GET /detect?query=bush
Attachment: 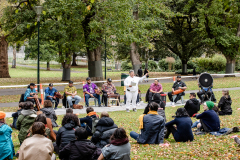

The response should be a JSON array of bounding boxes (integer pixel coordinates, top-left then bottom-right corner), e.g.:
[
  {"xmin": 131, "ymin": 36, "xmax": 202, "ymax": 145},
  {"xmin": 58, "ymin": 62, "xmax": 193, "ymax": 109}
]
[
  {"xmin": 121, "ymin": 61, "xmax": 132, "ymax": 71},
  {"xmin": 142, "ymin": 60, "xmax": 158, "ymax": 71},
  {"xmin": 174, "ymin": 60, "xmax": 182, "ymax": 70},
  {"xmin": 158, "ymin": 59, "xmax": 168, "ymax": 71}
]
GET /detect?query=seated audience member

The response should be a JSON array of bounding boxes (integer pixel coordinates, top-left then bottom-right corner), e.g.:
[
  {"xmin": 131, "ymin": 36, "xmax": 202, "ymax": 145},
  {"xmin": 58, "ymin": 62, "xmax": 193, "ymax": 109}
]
[
  {"xmin": 197, "ymin": 83, "xmax": 216, "ymax": 103},
  {"xmin": 54, "ymin": 113, "xmax": 80, "ymax": 154},
  {"xmin": 0, "ymin": 111, "xmax": 15, "ymax": 160},
  {"xmin": 10, "ymin": 102, "xmax": 24, "ymax": 129},
  {"xmin": 148, "ymin": 79, "xmax": 163, "ymax": 103},
  {"xmin": 130, "ymin": 102, "xmax": 165, "ymax": 144},
  {"xmin": 16, "ymin": 101, "xmax": 37, "ymax": 144},
  {"xmin": 83, "ymin": 77, "xmax": 102, "ymax": 107},
  {"xmin": 102, "ymin": 78, "xmax": 120, "ymax": 107},
  {"xmin": 168, "ymin": 76, "xmax": 187, "ymax": 106},
  {"xmin": 196, "ymin": 101, "xmax": 220, "ymax": 132},
  {"xmin": 143, "ymin": 101, "xmax": 166, "ymax": 122},
  {"xmin": 218, "ymin": 89, "xmax": 232, "ymax": 115},
  {"xmin": 165, "ymin": 108, "xmax": 194, "ymax": 142},
  {"xmin": 41, "ymin": 100, "xmax": 58, "ymax": 127},
  {"xmin": 98, "ymin": 128, "xmax": 131, "ymax": 160},
  {"xmin": 45, "ymin": 83, "xmax": 59, "ymax": 109},
  {"xmin": 64, "ymin": 81, "xmax": 82, "ymax": 108},
  {"xmin": 24, "ymin": 83, "xmax": 42, "ymax": 104},
  {"xmin": 184, "ymin": 93, "xmax": 200, "ymax": 117},
  {"xmin": 80, "ymin": 107, "xmax": 99, "ymax": 136},
  {"xmin": 91, "ymin": 112, "xmax": 118, "ymax": 148},
  {"xmin": 19, "ymin": 122, "xmax": 54, "ymax": 160},
  {"xmin": 59, "ymin": 127, "xmax": 101, "ymax": 160},
  {"xmin": 66, "ymin": 108, "xmax": 73, "ymax": 114}
]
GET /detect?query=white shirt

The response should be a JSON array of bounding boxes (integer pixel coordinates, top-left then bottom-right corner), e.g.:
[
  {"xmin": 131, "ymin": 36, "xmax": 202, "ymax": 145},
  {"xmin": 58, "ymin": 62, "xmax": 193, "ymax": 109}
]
[{"xmin": 124, "ymin": 75, "xmax": 146, "ymax": 92}]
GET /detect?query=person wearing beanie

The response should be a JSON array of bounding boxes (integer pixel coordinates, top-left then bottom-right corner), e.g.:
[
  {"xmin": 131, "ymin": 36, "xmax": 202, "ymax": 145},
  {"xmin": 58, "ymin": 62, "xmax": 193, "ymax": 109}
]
[
  {"xmin": 0, "ymin": 111, "xmax": 15, "ymax": 160},
  {"xmin": 196, "ymin": 101, "xmax": 220, "ymax": 132}
]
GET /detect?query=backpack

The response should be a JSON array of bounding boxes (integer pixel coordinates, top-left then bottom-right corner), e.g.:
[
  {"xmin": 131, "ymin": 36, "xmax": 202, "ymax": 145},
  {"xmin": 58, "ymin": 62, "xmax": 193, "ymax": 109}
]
[{"xmin": 91, "ymin": 117, "xmax": 100, "ymax": 134}]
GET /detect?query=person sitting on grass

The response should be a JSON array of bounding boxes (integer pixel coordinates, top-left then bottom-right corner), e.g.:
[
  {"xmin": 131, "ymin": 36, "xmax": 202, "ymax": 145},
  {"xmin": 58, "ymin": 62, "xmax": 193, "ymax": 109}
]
[
  {"xmin": 16, "ymin": 101, "xmax": 37, "ymax": 144},
  {"xmin": 196, "ymin": 101, "xmax": 220, "ymax": 132},
  {"xmin": 10, "ymin": 102, "xmax": 24, "ymax": 129},
  {"xmin": 130, "ymin": 102, "xmax": 165, "ymax": 144},
  {"xmin": 91, "ymin": 112, "xmax": 118, "ymax": 148},
  {"xmin": 59, "ymin": 127, "xmax": 101, "ymax": 160},
  {"xmin": 54, "ymin": 113, "xmax": 80, "ymax": 154},
  {"xmin": 98, "ymin": 128, "xmax": 131, "ymax": 160},
  {"xmin": 80, "ymin": 107, "xmax": 99, "ymax": 136},
  {"xmin": 19, "ymin": 122, "xmax": 55, "ymax": 160},
  {"xmin": 41, "ymin": 100, "xmax": 58, "ymax": 127},
  {"xmin": 66, "ymin": 108, "xmax": 73, "ymax": 114},
  {"xmin": 0, "ymin": 111, "xmax": 15, "ymax": 160},
  {"xmin": 218, "ymin": 89, "xmax": 232, "ymax": 115},
  {"xmin": 165, "ymin": 108, "xmax": 194, "ymax": 142},
  {"xmin": 184, "ymin": 93, "xmax": 200, "ymax": 117}
]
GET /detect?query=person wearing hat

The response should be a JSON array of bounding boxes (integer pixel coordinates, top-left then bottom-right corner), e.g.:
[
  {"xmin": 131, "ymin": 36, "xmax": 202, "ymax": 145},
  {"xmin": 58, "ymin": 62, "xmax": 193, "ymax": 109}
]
[
  {"xmin": 101, "ymin": 78, "xmax": 120, "ymax": 107},
  {"xmin": 0, "ymin": 111, "xmax": 15, "ymax": 160},
  {"xmin": 196, "ymin": 101, "xmax": 220, "ymax": 132},
  {"xmin": 168, "ymin": 76, "xmax": 187, "ymax": 106},
  {"xmin": 24, "ymin": 83, "xmax": 42, "ymax": 104},
  {"xmin": 83, "ymin": 77, "xmax": 102, "ymax": 107},
  {"xmin": 45, "ymin": 83, "xmax": 59, "ymax": 109},
  {"xmin": 64, "ymin": 81, "xmax": 82, "ymax": 108}
]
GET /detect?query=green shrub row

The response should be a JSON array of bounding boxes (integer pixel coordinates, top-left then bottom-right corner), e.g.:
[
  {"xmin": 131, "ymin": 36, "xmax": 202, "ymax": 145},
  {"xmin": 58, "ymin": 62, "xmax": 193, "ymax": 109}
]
[{"xmin": 121, "ymin": 60, "xmax": 158, "ymax": 71}]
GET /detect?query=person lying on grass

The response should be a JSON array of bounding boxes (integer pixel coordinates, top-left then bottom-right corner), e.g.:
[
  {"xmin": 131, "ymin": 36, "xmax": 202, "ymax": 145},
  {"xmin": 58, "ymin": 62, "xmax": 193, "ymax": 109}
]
[
  {"xmin": 130, "ymin": 102, "xmax": 165, "ymax": 144},
  {"xmin": 165, "ymin": 108, "xmax": 194, "ymax": 142}
]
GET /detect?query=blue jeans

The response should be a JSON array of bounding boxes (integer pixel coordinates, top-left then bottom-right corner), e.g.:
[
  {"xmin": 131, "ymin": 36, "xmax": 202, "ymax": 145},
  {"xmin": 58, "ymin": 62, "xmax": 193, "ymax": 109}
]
[
  {"xmin": 46, "ymin": 97, "xmax": 59, "ymax": 108},
  {"xmin": 85, "ymin": 94, "xmax": 101, "ymax": 106},
  {"xmin": 12, "ymin": 112, "xmax": 18, "ymax": 129},
  {"xmin": 192, "ymin": 120, "xmax": 200, "ymax": 128},
  {"xmin": 67, "ymin": 95, "xmax": 81, "ymax": 107},
  {"xmin": 130, "ymin": 131, "xmax": 139, "ymax": 140}
]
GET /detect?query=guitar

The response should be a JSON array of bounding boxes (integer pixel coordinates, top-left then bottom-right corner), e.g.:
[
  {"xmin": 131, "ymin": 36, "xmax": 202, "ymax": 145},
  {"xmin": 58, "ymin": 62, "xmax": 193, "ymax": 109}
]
[
  {"xmin": 34, "ymin": 97, "xmax": 41, "ymax": 111},
  {"xmin": 95, "ymin": 89, "xmax": 102, "ymax": 95},
  {"xmin": 54, "ymin": 92, "xmax": 63, "ymax": 99}
]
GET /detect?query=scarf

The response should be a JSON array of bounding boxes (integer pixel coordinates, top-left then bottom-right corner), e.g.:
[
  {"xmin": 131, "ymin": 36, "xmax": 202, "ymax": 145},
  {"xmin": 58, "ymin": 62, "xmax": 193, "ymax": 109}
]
[
  {"xmin": 87, "ymin": 111, "xmax": 99, "ymax": 118},
  {"xmin": 111, "ymin": 138, "xmax": 129, "ymax": 146},
  {"xmin": 139, "ymin": 111, "xmax": 158, "ymax": 129}
]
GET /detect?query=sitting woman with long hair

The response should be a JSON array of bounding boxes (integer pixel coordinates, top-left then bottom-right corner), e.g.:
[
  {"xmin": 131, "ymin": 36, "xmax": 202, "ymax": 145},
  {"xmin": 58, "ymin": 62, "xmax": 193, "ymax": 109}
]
[
  {"xmin": 165, "ymin": 108, "xmax": 194, "ymax": 142},
  {"xmin": 218, "ymin": 89, "xmax": 232, "ymax": 115}
]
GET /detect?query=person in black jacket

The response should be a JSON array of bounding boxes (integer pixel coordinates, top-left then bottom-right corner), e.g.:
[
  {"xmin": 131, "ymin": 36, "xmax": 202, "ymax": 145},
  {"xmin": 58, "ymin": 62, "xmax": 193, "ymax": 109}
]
[
  {"xmin": 54, "ymin": 113, "xmax": 80, "ymax": 154},
  {"xmin": 10, "ymin": 102, "xmax": 24, "ymax": 129},
  {"xmin": 218, "ymin": 89, "xmax": 232, "ymax": 115},
  {"xmin": 41, "ymin": 100, "xmax": 58, "ymax": 127},
  {"xmin": 137, "ymin": 67, "xmax": 143, "ymax": 77},
  {"xmin": 165, "ymin": 108, "xmax": 194, "ymax": 142},
  {"xmin": 79, "ymin": 107, "xmax": 99, "ymax": 136},
  {"xmin": 184, "ymin": 93, "xmax": 200, "ymax": 117},
  {"xmin": 91, "ymin": 112, "xmax": 118, "ymax": 148},
  {"xmin": 144, "ymin": 68, "xmax": 149, "ymax": 82},
  {"xmin": 59, "ymin": 127, "xmax": 101, "ymax": 160}
]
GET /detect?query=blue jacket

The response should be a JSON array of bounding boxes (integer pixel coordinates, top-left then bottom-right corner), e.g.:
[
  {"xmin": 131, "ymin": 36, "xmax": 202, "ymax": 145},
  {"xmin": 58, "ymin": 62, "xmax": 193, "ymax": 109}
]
[
  {"xmin": 137, "ymin": 114, "xmax": 165, "ymax": 144},
  {"xmin": 0, "ymin": 123, "xmax": 15, "ymax": 160},
  {"xmin": 165, "ymin": 117, "xmax": 194, "ymax": 142},
  {"xmin": 196, "ymin": 110, "xmax": 220, "ymax": 132},
  {"xmin": 24, "ymin": 88, "xmax": 37, "ymax": 101},
  {"xmin": 44, "ymin": 87, "xmax": 58, "ymax": 100}
]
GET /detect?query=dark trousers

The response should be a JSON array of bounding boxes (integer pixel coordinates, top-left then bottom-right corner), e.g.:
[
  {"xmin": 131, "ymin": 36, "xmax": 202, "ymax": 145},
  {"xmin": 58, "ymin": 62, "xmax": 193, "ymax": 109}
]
[
  {"xmin": 197, "ymin": 91, "xmax": 216, "ymax": 103},
  {"xmin": 26, "ymin": 98, "xmax": 42, "ymax": 105},
  {"xmin": 168, "ymin": 92, "xmax": 181, "ymax": 103},
  {"xmin": 130, "ymin": 131, "xmax": 139, "ymax": 140},
  {"xmin": 164, "ymin": 125, "xmax": 177, "ymax": 139},
  {"xmin": 102, "ymin": 93, "xmax": 120, "ymax": 106},
  {"xmin": 85, "ymin": 94, "xmax": 101, "ymax": 106},
  {"xmin": 12, "ymin": 112, "xmax": 18, "ymax": 129},
  {"xmin": 53, "ymin": 142, "xmax": 59, "ymax": 154},
  {"xmin": 124, "ymin": 94, "xmax": 140, "ymax": 104},
  {"xmin": 200, "ymin": 119, "xmax": 211, "ymax": 132},
  {"xmin": 46, "ymin": 97, "xmax": 59, "ymax": 108},
  {"xmin": 218, "ymin": 111, "xmax": 232, "ymax": 116}
]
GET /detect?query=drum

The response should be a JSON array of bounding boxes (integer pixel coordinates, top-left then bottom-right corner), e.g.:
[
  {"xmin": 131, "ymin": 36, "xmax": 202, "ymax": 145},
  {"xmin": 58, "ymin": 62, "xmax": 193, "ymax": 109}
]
[
  {"xmin": 198, "ymin": 73, "xmax": 213, "ymax": 88},
  {"xmin": 172, "ymin": 89, "xmax": 185, "ymax": 95}
]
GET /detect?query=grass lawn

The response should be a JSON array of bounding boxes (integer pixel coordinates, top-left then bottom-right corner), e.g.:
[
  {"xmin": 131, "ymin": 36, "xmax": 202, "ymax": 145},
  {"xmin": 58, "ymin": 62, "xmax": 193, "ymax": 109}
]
[{"xmin": 3, "ymin": 89, "xmax": 240, "ymax": 159}]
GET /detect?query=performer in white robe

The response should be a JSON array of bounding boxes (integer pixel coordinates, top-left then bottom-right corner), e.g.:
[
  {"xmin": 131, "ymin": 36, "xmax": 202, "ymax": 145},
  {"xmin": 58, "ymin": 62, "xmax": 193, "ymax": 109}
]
[{"xmin": 124, "ymin": 70, "xmax": 148, "ymax": 112}]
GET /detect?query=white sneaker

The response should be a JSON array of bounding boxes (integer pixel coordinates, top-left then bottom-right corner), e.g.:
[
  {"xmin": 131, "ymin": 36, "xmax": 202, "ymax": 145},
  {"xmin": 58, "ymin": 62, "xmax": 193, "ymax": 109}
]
[
  {"xmin": 133, "ymin": 108, "xmax": 137, "ymax": 112},
  {"xmin": 172, "ymin": 102, "xmax": 175, "ymax": 106},
  {"xmin": 126, "ymin": 109, "xmax": 130, "ymax": 112}
]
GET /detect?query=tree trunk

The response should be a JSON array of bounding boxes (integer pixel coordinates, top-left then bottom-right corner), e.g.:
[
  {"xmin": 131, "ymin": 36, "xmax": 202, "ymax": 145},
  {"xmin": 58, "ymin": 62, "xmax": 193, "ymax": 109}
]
[
  {"xmin": 71, "ymin": 53, "xmax": 78, "ymax": 66},
  {"xmin": 47, "ymin": 62, "xmax": 50, "ymax": 71},
  {"xmin": 12, "ymin": 44, "xmax": 16, "ymax": 68},
  {"xmin": 0, "ymin": 36, "xmax": 11, "ymax": 78},
  {"xmin": 181, "ymin": 60, "xmax": 188, "ymax": 75},
  {"xmin": 225, "ymin": 55, "xmax": 235, "ymax": 74},
  {"xmin": 61, "ymin": 52, "xmax": 71, "ymax": 81},
  {"xmin": 130, "ymin": 42, "xmax": 142, "ymax": 75}
]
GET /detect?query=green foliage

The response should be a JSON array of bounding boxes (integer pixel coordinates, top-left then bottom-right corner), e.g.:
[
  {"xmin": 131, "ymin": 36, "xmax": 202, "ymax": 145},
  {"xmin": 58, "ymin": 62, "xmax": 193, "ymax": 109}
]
[
  {"xmin": 158, "ymin": 59, "xmax": 168, "ymax": 71},
  {"xmin": 121, "ymin": 61, "xmax": 132, "ymax": 71},
  {"xmin": 142, "ymin": 60, "xmax": 158, "ymax": 71}
]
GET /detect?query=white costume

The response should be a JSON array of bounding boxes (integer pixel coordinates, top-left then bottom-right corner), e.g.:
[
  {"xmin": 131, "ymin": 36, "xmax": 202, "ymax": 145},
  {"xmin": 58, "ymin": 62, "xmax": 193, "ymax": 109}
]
[{"xmin": 124, "ymin": 75, "xmax": 146, "ymax": 110}]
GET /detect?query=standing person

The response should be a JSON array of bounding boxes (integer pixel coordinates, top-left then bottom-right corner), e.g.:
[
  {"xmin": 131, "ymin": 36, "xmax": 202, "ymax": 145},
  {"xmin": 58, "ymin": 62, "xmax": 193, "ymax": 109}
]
[
  {"xmin": 144, "ymin": 68, "xmax": 149, "ymax": 82},
  {"xmin": 10, "ymin": 102, "xmax": 24, "ymax": 129},
  {"xmin": 137, "ymin": 67, "xmax": 143, "ymax": 77},
  {"xmin": 41, "ymin": 100, "xmax": 58, "ymax": 127},
  {"xmin": 0, "ymin": 111, "xmax": 15, "ymax": 160},
  {"xmin": 64, "ymin": 81, "xmax": 82, "ymax": 108},
  {"xmin": 45, "ymin": 83, "xmax": 59, "ymax": 109},
  {"xmin": 101, "ymin": 78, "xmax": 120, "ymax": 107},
  {"xmin": 98, "ymin": 128, "xmax": 131, "ymax": 160},
  {"xmin": 218, "ymin": 89, "xmax": 232, "ymax": 115},
  {"xmin": 19, "ymin": 122, "xmax": 54, "ymax": 160},
  {"xmin": 184, "ymin": 93, "xmax": 200, "ymax": 117},
  {"xmin": 148, "ymin": 79, "xmax": 163, "ymax": 103},
  {"xmin": 168, "ymin": 76, "xmax": 187, "ymax": 106},
  {"xmin": 24, "ymin": 83, "xmax": 42, "ymax": 104},
  {"xmin": 124, "ymin": 70, "xmax": 148, "ymax": 112},
  {"xmin": 165, "ymin": 108, "xmax": 194, "ymax": 142}
]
